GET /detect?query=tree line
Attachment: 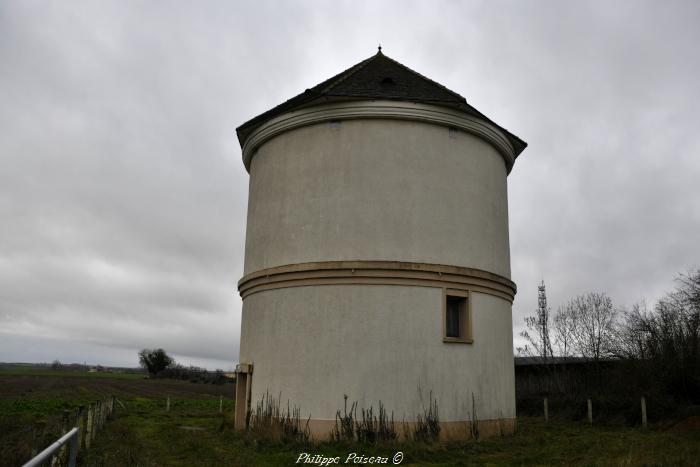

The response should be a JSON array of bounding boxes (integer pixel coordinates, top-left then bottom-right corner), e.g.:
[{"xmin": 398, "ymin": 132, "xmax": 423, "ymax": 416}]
[
  {"xmin": 518, "ymin": 269, "xmax": 700, "ymax": 403},
  {"xmin": 138, "ymin": 348, "xmax": 230, "ymax": 385}
]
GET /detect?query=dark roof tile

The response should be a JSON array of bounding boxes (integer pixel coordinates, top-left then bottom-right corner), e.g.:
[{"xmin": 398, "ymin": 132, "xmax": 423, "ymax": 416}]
[{"xmin": 236, "ymin": 51, "xmax": 526, "ymax": 157}]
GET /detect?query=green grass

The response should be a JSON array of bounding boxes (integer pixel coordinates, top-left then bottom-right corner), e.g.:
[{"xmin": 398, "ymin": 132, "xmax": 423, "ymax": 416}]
[
  {"xmin": 0, "ymin": 373, "xmax": 233, "ymax": 466},
  {"xmin": 120, "ymin": 396, "xmax": 233, "ymax": 413},
  {"xmin": 2, "ymin": 372, "xmax": 699, "ymax": 466},
  {"xmin": 80, "ymin": 409, "xmax": 700, "ymax": 467},
  {"xmin": 0, "ymin": 398, "xmax": 94, "ymax": 418}
]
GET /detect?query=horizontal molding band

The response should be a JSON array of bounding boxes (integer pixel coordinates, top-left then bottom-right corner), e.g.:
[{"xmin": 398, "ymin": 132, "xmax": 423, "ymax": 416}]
[
  {"xmin": 241, "ymin": 100, "xmax": 517, "ymax": 173},
  {"xmin": 238, "ymin": 261, "xmax": 516, "ymax": 302}
]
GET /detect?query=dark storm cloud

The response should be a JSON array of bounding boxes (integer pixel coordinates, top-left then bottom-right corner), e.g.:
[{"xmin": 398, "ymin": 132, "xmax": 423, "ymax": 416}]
[{"xmin": 1, "ymin": 1, "xmax": 699, "ymax": 367}]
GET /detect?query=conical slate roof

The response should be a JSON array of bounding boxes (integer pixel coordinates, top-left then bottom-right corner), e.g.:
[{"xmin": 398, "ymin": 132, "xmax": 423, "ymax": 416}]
[{"xmin": 236, "ymin": 50, "xmax": 526, "ymax": 158}]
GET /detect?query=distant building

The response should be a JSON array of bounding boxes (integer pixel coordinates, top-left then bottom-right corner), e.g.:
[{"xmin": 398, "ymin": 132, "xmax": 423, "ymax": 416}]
[{"xmin": 234, "ymin": 49, "xmax": 526, "ymax": 440}]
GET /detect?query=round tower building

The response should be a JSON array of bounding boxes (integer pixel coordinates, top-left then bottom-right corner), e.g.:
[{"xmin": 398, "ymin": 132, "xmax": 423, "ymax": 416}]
[{"xmin": 234, "ymin": 50, "xmax": 527, "ymax": 440}]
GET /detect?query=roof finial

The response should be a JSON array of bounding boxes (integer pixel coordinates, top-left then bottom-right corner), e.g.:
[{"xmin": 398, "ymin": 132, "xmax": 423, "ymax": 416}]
[{"xmin": 377, "ymin": 44, "xmax": 382, "ymax": 54}]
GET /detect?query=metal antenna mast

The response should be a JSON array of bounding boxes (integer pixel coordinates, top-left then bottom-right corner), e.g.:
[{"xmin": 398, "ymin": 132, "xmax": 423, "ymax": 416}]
[{"xmin": 537, "ymin": 280, "xmax": 551, "ymax": 361}]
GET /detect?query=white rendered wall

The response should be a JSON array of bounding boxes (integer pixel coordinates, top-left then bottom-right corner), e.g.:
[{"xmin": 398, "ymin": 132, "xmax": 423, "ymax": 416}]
[
  {"xmin": 243, "ymin": 118, "xmax": 511, "ymax": 278},
  {"xmin": 239, "ymin": 285, "xmax": 515, "ymax": 423},
  {"xmin": 239, "ymin": 108, "xmax": 517, "ymax": 429}
]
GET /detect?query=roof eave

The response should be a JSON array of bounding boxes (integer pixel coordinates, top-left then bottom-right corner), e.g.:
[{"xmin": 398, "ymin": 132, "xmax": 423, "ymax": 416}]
[{"xmin": 237, "ymin": 97, "xmax": 527, "ymax": 162}]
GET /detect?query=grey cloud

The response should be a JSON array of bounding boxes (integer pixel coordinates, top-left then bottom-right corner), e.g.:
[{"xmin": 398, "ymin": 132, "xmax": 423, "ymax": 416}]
[{"xmin": 1, "ymin": 1, "xmax": 699, "ymax": 368}]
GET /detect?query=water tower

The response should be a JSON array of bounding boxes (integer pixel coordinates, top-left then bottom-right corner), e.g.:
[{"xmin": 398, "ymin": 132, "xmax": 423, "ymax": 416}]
[{"xmin": 234, "ymin": 49, "xmax": 526, "ymax": 440}]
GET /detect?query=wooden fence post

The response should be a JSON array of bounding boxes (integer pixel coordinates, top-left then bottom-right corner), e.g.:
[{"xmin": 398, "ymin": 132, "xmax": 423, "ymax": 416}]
[
  {"xmin": 85, "ymin": 404, "xmax": 93, "ymax": 449},
  {"xmin": 544, "ymin": 397, "xmax": 549, "ymax": 423},
  {"xmin": 95, "ymin": 400, "xmax": 101, "ymax": 434},
  {"xmin": 76, "ymin": 406, "xmax": 85, "ymax": 453},
  {"xmin": 61, "ymin": 409, "xmax": 70, "ymax": 463},
  {"xmin": 641, "ymin": 397, "xmax": 648, "ymax": 429},
  {"xmin": 587, "ymin": 399, "xmax": 593, "ymax": 425},
  {"xmin": 166, "ymin": 396, "xmax": 170, "ymax": 412},
  {"xmin": 219, "ymin": 395, "xmax": 223, "ymax": 414},
  {"xmin": 31, "ymin": 424, "xmax": 39, "ymax": 458},
  {"xmin": 50, "ymin": 410, "xmax": 69, "ymax": 466},
  {"xmin": 91, "ymin": 401, "xmax": 99, "ymax": 441},
  {"xmin": 101, "ymin": 398, "xmax": 106, "ymax": 427},
  {"xmin": 95, "ymin": 401, "xmax": 101, "ymax": 434},
  {"xmin": 101, "ymin": 399, "xmax": 106, "ymax": 428}
]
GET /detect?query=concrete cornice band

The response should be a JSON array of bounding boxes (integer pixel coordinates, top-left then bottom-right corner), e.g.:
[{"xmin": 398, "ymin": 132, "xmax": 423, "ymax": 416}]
[
  {"xmin": 238, "ymin": 261, "xmax": 517, "ymax": 302},
  {"xmin": 241, "ymin": 100, "xmax": 517, "ymax": 173}
]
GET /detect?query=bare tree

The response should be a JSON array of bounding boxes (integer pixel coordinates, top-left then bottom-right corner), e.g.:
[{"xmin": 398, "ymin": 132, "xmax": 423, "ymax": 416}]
[
  {"xmin": 668, "ymin": 269, "xmax": 700, "ymax": 361},
  {"xmin": 612, "ymin": 301, "xmax": 653, "ymax": 360},
  {"xmin": 612, "ymin": 270, "xmax": 700, "ymax": 400},
  {"xmin": 625, "ymin": 270, "xmax": 700, "ymax": 362},
  {"xmin": 565, "ymin": 292, "xmax": 617, "ymax": 362},
  {"xmin": 518, "ymin": 281, "xmax": 553, "ymax": 361},
  {"xmin": 552, "ymin": 305, "xmax": 576, "ymax": 358}
]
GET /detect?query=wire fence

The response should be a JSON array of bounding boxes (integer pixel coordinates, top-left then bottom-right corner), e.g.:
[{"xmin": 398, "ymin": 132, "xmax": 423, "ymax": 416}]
[{"xmin": 17, "ymin": 396, "xmax": 115, "ymax": 467}]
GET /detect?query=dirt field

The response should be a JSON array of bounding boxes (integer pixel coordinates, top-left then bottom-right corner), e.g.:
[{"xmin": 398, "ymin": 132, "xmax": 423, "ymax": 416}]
[{"xmin": 0, "ymin": 373, "xmax": 235, "ymax": 402}]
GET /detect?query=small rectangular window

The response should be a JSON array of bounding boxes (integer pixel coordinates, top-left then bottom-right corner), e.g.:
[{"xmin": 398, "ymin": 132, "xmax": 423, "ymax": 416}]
[
  {"xmin": 446, "ymin": 296, "xmax": 461, "ymax": 338},
  {"xmin": 443, "ymin": 290, "xmax": 472, "ymax": 343}
]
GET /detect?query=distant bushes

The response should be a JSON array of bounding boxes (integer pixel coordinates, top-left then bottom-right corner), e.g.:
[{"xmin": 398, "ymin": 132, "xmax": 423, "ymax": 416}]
[
  {"xmin": 156, "ymin": 365, "xmax": 230, "ymax": 385},
  {"xmin": 137, "ymin": 348, "xmax": 231, "ymax": 384}
]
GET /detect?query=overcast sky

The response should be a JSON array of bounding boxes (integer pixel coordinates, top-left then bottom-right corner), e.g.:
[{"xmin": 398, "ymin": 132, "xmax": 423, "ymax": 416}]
[{"xmin": 1, "ymin": 1, "xmax": 699, "ymax": 370}]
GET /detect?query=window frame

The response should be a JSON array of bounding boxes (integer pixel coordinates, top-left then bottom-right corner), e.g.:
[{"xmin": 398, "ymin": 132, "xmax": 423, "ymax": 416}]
[{"xmin": 442, "ymin": 288, "xmax": 473, "ymax": 344}]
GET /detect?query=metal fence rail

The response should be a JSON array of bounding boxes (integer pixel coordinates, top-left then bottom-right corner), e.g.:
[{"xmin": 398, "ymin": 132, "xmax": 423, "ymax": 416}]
[
  {"xmin": 18, "ymin": 395, "xmax": 116, "ymax": 466},
  {"xmin": 22, "ymin": 427, "xmax": 78, "ymax": 467}
]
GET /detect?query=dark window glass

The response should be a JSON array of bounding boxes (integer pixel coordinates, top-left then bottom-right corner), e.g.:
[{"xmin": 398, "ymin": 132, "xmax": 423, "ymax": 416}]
[{"xmin": 446, "ymin": 296, "xmax": 461, "ymax": 338}]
